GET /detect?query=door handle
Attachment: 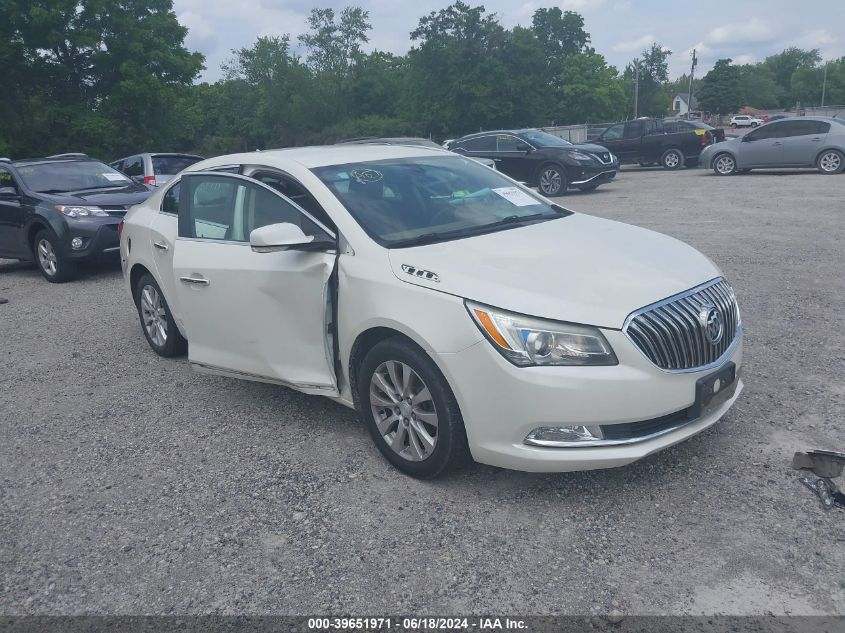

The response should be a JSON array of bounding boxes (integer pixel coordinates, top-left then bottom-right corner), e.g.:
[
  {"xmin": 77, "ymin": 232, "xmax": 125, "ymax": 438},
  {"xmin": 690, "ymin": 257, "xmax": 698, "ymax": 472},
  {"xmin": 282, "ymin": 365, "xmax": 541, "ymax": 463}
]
[
  {"xmin": 153, "ymin": 241, "xmax": 169, "ymax": 252},
  {"xmin": 811, "ymin": 138, "xmax": 822, "ymax": 142},
  {"xmin": 179, "ymin": 275, "xmax": 210, "ymax": 286},
  {"xmin": 773, "ymin": 142, "xmax": 783, "ymax": 146}
]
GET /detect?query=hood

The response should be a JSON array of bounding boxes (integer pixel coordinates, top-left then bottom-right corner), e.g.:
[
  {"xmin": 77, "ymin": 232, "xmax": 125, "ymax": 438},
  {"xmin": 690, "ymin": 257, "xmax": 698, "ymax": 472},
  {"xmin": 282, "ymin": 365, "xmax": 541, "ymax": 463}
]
[
  {"xmin": 388, "ymin": 214, "xmax": 721, "ymax": 329},
  {"xmin": 572, "ymin": 143, "xmax": 612, "ymax": 154},
  {"xmin": 40, "ymin": 185, "xmax": 153, "ymax": 207}
]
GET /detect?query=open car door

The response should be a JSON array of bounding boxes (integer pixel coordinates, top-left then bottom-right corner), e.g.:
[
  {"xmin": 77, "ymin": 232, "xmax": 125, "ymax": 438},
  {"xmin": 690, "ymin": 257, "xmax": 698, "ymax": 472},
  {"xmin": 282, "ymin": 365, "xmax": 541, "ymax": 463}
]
[{"xmin": 171, "ymin": 172, "xmax": 338, "ymax": 395}]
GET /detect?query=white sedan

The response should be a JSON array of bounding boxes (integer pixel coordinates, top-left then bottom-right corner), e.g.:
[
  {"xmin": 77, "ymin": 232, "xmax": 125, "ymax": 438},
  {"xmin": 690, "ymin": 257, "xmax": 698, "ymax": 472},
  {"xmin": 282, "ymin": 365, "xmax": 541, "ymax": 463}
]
[{"xmin": 120, "ymin": 145, "xmax": 743, "ymax": 478}]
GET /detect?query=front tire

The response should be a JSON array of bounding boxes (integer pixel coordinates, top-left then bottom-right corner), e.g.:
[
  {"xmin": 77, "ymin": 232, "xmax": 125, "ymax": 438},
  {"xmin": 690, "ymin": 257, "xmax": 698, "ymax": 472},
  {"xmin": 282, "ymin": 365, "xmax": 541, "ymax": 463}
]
[
  {"xmin": 34, "ymin": 230, "xmax": 77, "ymax": 283},
  {"xmin": 358, "ymin": 337, "xmax": 469, "ymax": 478},
  {"xmin": 660, "ymin": 148, "xmax": 683, "ymax": 170},
  {"xmin": 713, "ymin": 153, "xmax": 737, "ymax": 176},
  {"xmin": 817, "ymin": 149, "xmax": 844, "ymax": 174},
  {"xmin": 538, "ymin": 164, "xmax": 566, "ymax": 196},
  {"xmin": 134, "ymin": 273, "xmax": 187, "ymax": 357}
]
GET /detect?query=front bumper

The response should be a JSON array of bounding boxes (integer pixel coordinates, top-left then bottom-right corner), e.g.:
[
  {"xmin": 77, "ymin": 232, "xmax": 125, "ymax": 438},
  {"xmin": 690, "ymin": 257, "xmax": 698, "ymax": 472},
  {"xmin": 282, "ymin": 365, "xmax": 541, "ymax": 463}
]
[
  {"xmin": 436, "ymin": 328, "xmax": 743, "ymax": 473},
  {"xmin": 570, "ymin": 165, "xmax": 619, "ymax": 186},
  {"xmin": 61, "ymin": 219, "xmax": 122, "ymax": 260}
]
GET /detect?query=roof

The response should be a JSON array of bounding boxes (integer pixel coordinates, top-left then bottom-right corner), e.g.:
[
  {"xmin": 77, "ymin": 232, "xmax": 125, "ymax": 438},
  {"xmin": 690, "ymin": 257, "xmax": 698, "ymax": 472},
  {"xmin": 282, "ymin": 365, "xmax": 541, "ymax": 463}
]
[
  {"xmin": 186, "ymin": 144, "xmax": 451, "ymax": 172},
  {"xmin": 452, "ymin": 128, "xmax": 539, "ymax": 141},
  {"xmin": 11, "ymin": 155, "xmax": 97, "ymax": 167},
  {"xmin": 337, "ymin": 137, "xmax": 441, "ymax": 149},
  {"xmin": 674, "ymin": 93, "xmax": 699, "ymax": 109}
]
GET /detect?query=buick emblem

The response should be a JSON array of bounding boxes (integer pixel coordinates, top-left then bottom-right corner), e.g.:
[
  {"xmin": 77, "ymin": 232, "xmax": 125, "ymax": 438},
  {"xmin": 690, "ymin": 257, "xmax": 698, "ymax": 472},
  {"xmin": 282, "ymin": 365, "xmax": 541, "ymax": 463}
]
[{"xmin": 698, "ymin": 302, "xmax": 724, "ymax": 345}]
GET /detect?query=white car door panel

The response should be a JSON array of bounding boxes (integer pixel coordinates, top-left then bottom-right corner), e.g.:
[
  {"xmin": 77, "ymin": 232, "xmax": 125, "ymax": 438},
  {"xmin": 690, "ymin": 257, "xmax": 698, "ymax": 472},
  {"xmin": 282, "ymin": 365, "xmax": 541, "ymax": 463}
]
[{"xmin": 172, "ymin": 172, "xmax": 339, "ymax": 395}]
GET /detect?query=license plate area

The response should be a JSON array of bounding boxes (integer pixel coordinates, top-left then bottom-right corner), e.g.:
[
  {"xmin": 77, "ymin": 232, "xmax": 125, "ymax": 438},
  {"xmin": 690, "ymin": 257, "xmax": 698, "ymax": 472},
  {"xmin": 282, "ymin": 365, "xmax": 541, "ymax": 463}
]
[{"xmin": 688, "ymin": 362, "xmax": 736, "ymax": 419}]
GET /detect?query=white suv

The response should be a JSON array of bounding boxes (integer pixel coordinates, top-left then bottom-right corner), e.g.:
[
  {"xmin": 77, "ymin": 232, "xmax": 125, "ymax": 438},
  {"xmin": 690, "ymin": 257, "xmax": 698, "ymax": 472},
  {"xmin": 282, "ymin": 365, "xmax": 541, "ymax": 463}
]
[
  {"xmin": 120, "ymin": 145, "xmax": 743, "ymax": 478},
  {"xmin": 730, "ymin": 115, "xmax": 763, "ymax": 128}
]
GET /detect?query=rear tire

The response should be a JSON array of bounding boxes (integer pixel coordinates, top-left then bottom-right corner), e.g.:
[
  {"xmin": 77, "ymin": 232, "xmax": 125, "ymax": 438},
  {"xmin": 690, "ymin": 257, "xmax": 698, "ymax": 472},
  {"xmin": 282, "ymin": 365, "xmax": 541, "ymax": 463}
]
[
  {"xmin": 33, "ymin": 230, "xmax": 77, "ymax": 283},
  {"xmin": 817, "ymin": 149, "xmax": 844, "ymax": 174},
  {"xmin": 358, "ymin": 337, "xmax": 470, "ymax": 479},
  {"xmin": 134, "ymin": 273, "xmax": 187, "ymax": 357},
  {"xmin": 660, "ymin": 148, "xmax": 683, "ymax": 170}
]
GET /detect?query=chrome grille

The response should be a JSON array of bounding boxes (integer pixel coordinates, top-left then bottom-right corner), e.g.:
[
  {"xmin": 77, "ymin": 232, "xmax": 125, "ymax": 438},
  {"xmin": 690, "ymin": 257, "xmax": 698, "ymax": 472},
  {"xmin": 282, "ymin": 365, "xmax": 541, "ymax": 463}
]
[{"xmin": 624, "ymin": 278, "xmax": 740, "ymax": 371}]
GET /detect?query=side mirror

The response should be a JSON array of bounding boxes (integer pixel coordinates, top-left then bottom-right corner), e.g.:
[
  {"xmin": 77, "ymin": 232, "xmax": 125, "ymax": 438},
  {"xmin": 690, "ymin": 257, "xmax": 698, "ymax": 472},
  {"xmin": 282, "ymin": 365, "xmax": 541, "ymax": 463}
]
[
  {"xmin": 0, "ymin": 186, "xmax": 20, "ymax": 199},
  {"xmin": 741, "ymin": 135, "xmax": 752, "ymax": 143},
  {"xmin": 250, "ymin": 222, "xmax": 335, "ymax": 253},
  {"xmin": 131, "ymin": 175, "xmax": 145, "ymax": 183},
  {"xmin": 517, "ymin": 143, "xmax": 532, "ymax": 153}
]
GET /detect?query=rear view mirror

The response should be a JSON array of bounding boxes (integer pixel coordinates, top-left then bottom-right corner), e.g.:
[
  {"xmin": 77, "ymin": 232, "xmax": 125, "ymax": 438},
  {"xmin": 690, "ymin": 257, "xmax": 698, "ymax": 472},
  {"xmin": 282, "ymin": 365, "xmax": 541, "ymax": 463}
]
[{"xmin": 250, "ymin": 222, "xmax": 335, "ymax": 253}]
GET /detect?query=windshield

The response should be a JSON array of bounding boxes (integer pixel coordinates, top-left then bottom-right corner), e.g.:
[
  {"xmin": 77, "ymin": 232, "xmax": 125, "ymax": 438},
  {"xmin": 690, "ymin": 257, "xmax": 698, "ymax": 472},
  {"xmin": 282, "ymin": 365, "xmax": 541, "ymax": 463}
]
[
  {"xmin": 519, "ymin": 130, "xmax": 573, "ymax": 147},
  {"xmin": 312, "ymin": 155, "xmax": 568, "ymax": 248},
  {"xmin": 15, "ymin": 161, "xmax": 132, "ymax": 193},
  {"xmin": 152, "ymin": 155, "xmax": 202, "ymax": 175}
]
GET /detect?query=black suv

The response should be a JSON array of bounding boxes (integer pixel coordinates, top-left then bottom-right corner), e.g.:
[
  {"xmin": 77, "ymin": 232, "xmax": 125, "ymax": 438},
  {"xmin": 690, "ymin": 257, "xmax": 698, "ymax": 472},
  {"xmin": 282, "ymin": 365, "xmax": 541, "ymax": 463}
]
[
  {"xmin": 0, "ymin": 154, "xmax": 153, "ymax": 282},
  {"xmin": 448, "ymin": 129, "xmax": 619, "ymax": 196}
]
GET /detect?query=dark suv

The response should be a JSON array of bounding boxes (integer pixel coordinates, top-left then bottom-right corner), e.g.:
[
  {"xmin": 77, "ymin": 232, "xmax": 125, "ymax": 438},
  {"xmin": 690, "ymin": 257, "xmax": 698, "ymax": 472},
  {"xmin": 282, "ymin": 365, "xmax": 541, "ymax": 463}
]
[
  {"xmin": 0, "ymin": 154, "xmax": 153, "ymax": 282},
  {"xmin": 448, "ymin": 129, "xmax": 619, "ymax": 196}
]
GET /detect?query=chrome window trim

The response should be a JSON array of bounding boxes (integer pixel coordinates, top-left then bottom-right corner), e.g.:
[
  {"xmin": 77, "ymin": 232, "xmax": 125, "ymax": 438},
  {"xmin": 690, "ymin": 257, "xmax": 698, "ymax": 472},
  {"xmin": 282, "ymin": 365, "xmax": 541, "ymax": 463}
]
[{"xmin": 622, "ymin": 277, "xmax": 742, "ymax": 374}]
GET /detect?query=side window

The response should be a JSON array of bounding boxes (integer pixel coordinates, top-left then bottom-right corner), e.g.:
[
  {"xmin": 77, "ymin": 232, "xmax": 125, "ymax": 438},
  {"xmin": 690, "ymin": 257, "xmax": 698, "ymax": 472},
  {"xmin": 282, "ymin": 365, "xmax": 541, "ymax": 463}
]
[
  {"xmin": 252, "ymin": 172, "xmax": 336, "ymax": 231},
  {"xmin": 747, "ymin": 124, "xmax": 783, "ymax": 141},
  {"xmin": 110, "ymin": 160, "xmax": 124, "ymax": 172},
  {"xmin": 602, "ymin": 124, "xmax": 625, "ymax": 141},
  {"xmin": 161, "ymin": 183, "xmax": 180, "ymax": 214},
  {"xmin": 180, "ymin": 175, "xmax": 324, "ymax": 243},
  {"xmin": 784, "ymin": 120, "xmax": 828, "ymax": 137},
  {"xmin": 0, "ymin": 168, "xmax": 18, "ymax": 190},
  {"xmin": 124, "ymin": 157, "xmax": 144, "ymax": 177},
  {"xmin": 815, "ymin": 121, "xmax": 831, "ymax": 134},
  {"xmin": 624, "ymin": 121, "xmax": 643, "ymax": 139},
  {"xmin": 463, "ymin": 136, "xmax": 496, "ymax": 151},
  {"xmin": 496, "ymin": 135, "xmax": 521, "ymax": 152}
]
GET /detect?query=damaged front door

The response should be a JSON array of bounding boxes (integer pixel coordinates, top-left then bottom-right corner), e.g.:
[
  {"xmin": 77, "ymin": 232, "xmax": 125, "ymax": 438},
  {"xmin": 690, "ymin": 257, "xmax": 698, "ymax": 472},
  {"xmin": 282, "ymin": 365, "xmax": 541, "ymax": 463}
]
[{"xmin": 173, "ymin": 172, "xmax": 339, "ymax": 395}]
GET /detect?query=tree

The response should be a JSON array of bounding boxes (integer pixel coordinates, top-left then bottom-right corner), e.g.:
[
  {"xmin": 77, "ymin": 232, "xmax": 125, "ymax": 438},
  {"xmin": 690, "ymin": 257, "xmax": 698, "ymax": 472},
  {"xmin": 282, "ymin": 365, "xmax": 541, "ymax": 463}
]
[
  {"xmin": 531, "ymin": 8, "xmax": 590, "ymax": 67},
  {"xmin": 736, "ymin": 64, "xmax": 781, "ymax": 109},
  {"xmin": 698, "ymin": 58, "xmax": 742, "ymax": 114},
  {"xmin": 762, "ymin": 47, "xmax": 821, "ymax": 106},
  {"xmin": 625, "ymin": 43, "xmax": 672, "ymax": 117},
  {"xmin": 556, "ymin": 53, "xmax": 625, "ymax": 123}
]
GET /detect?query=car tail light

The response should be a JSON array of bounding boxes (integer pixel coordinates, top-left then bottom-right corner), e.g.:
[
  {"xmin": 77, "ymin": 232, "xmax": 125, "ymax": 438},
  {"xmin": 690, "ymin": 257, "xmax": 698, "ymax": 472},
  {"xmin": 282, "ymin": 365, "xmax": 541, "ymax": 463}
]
[
  {"xmin": 117, "ymin": 220, "xmax": 124, "ymax": 238},
  {"xmin": 143, "ymin": 175, "xmax": 156, "ymax": 185}
]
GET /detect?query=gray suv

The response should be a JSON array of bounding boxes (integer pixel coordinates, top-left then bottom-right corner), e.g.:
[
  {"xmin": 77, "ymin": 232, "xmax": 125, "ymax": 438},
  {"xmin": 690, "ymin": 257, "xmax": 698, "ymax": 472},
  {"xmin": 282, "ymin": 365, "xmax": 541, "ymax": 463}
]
[
  {"xmin": 699, "ymin": 117, "xmax": 845, "ymax": 175},
  {"xmin": 110, "ymin": 153, "xmax": 203, "ymax": 187}
]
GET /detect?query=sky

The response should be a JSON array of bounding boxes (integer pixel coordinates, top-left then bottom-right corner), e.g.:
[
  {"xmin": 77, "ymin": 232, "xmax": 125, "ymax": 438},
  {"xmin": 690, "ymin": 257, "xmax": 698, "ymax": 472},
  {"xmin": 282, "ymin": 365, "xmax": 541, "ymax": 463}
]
[{"xmin": 173, "ymin": 0, "xmax": 844, "ymax": 84}]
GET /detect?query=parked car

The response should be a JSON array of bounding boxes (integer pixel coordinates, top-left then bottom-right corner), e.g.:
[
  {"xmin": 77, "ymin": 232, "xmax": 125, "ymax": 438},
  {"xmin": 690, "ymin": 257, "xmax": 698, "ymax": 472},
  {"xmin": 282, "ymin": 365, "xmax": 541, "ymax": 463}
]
[
  {"xmin": 121, "ymin": 145, "xmax": 743, "ymax": 478},
  {"xmin": 448, "ymin": 129, "xmax": 618, "ymax": 196},
  {"xmin": 595, "ymin": 118, "xmax": 713, "ymax": 169},
  {"xmin": 336, "ymin": 136, "xmax": 496, "ymax": 170},
  {"xmin": 730, "ymin": 115, "xmax": 764, "ymax": 128},
  {"xmin": 0, "ymin": 153, "xmax": 153, "ymax": 282},
  {"xmin": 699, "ymin": 116, "xmax": 845, "ymax": 175},
  {"xmin": 110, "ymin": 152, "xmax": 203, "ymax": 187}
]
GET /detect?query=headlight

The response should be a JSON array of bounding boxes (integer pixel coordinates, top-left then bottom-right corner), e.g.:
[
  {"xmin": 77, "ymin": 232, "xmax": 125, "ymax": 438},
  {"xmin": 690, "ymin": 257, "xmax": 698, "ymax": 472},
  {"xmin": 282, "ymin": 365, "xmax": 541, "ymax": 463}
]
[
  {"xmin": 466, "ymin": 301, "xmax": 617, "ymax": 367},
  {"xmin": 569, "ymin": 151, "xmax": 595, "ymax": 162},
  {"xmin": 54, "ymin": 205, "xmax": 108, "ymax": 218}
]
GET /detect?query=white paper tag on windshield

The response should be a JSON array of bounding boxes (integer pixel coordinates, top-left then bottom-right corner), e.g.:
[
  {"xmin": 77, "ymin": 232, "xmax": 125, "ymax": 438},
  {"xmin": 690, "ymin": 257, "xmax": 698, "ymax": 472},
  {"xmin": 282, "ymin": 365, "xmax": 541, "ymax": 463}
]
[
  {"xmin": 103, "ymin": 173, "xmax": 128, "ymax": 181},
  {"xmin": 492, "ymin": 187, "xmax": 538, "ymax": 207}
]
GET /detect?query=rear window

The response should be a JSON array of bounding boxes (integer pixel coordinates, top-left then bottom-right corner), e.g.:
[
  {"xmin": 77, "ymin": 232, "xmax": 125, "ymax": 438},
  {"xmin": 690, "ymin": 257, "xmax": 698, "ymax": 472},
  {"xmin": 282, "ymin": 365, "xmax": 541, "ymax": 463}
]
[{"xmin": 152, "ymin": 155, "xmax": 202, "ymax": 176}]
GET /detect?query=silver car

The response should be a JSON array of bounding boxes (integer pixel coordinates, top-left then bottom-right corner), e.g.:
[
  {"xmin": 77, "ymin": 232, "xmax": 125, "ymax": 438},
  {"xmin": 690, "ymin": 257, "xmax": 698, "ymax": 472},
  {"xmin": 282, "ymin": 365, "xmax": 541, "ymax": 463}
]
[
  {"xmin": 110, "ymin": 152, "xmax": 203, "ymax": 187},
  {"xmin": 700, "ymin": 117, "xmax": 845, "ymax": 176}
]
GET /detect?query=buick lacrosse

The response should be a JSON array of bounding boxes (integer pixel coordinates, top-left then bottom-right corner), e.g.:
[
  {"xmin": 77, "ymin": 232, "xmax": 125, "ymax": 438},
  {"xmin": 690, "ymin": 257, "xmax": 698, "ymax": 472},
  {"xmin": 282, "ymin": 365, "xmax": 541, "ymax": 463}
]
[{"xmin": 121, "ymin": 145, "xmax": 743, "ymax": 478}]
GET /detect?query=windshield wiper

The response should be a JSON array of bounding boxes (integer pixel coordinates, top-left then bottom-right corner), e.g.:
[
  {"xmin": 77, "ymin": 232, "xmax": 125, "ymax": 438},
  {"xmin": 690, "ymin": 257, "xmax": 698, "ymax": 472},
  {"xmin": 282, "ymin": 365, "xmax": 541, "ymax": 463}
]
[{"xmin": 390, "ymin": 213, "xmax": 555, "ymax": 249}]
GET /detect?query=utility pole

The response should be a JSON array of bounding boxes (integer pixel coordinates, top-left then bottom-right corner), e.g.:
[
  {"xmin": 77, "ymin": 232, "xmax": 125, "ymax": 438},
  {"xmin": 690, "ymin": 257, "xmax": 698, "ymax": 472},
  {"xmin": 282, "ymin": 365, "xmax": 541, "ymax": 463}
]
[
  {"xmin": 633, "ymin": 59, "xmax": 640, "ymax": 118},
  {"xmin": 687, "ymin": 49, "xmax": 697, "ymax": 119},
  {"xmin": 821, "ymin": 62, "xmax": 828, "ymax": 108}
]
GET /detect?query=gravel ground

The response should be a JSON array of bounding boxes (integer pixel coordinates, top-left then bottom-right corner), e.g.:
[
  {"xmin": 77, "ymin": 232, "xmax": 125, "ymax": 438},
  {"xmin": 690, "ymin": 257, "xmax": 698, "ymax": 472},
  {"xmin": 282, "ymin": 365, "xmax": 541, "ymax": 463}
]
[{"xmin": 1, "ymin": 166, "xmax": 843, "ymax": 616}]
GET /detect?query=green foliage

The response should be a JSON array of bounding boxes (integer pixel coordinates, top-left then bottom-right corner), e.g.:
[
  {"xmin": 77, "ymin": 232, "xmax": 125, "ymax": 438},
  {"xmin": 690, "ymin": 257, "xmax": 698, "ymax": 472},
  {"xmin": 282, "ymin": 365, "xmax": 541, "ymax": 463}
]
[
  {"xmin": 698, "ymin": 59, "xmax": 742, "ymax": 114},
  {"xmin": 6, "ymin": 1, "xmax": 838, "ymax": 161}
]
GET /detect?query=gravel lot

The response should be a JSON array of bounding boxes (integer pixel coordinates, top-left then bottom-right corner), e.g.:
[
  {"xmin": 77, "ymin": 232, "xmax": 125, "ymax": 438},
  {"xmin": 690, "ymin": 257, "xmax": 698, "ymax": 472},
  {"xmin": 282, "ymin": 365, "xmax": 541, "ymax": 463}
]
[{"xmin": 1, "ymin": 166, "xmax": 843, "ymax": 616}]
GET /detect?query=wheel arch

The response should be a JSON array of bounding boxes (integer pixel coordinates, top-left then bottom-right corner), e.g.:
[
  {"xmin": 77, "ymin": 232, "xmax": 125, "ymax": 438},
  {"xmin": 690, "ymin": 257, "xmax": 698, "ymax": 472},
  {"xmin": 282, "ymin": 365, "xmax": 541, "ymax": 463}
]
[
  {"xmin": 129, "ymin": 263, "xmax": 156, "ymax": 306},
  {"xmin": 26, "ymin": 219, "xmax": 51, "ymax": 254},
  {"xmin": 816, "ymin": 146, "xmax": 844, "ymax": 164}
]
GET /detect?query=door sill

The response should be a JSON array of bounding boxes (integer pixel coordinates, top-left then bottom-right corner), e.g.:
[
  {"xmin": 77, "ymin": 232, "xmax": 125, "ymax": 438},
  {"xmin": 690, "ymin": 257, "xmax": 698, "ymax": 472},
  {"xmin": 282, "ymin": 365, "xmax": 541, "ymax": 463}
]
[{"xmin": 191, "ymin": 361, "xmax": 339, "ymax": 396}]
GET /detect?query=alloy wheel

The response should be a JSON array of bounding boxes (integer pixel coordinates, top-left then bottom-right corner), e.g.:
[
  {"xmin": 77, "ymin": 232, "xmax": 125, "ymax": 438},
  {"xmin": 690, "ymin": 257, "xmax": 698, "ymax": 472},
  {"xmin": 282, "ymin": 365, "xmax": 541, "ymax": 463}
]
[
  {"xmin": 663, "ymin": 151, "xmax": 681, "ymax": 168},
  {"xmin": 715, "ymin": 155, "xmax": 735, "ymax": 175},
  {"xmin": 819, "ymin": 151, "xmax": 842, "ymax": 173},
  {"xmin": 369, "ymin": 360, "xmax": 438, "ymax": 462},
  {"xmin": 37, "ymin": 239, "xmax": 58, "ymax": 276},
  {"xmin": 539, "ymin": 168, "xmax": 563, "ymax": 195},
  {"xmin": 140, "ymin": 284, "xmax": 168, "ymax": 347}
]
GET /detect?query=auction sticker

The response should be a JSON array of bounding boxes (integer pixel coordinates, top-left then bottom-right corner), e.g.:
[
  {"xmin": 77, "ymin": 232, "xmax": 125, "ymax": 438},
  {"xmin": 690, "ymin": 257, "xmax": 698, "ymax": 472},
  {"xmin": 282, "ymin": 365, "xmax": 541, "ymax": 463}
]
[{"xmin": 491, "ymin": 187, "xmax": 538, "ymax": 207}]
